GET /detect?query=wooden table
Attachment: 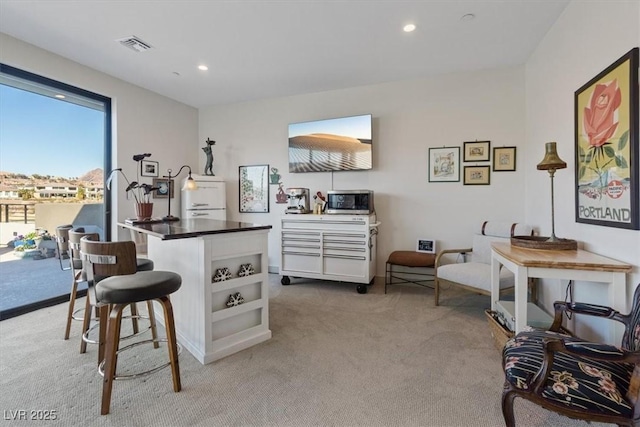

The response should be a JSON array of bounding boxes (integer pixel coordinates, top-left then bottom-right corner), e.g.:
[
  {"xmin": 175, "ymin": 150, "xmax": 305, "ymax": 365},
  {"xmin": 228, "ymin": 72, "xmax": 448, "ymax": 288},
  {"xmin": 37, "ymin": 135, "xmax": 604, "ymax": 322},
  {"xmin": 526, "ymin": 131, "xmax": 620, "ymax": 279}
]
[{"xmin": 490, "ymin": 242, "xmax": 632, "ymax": 342}]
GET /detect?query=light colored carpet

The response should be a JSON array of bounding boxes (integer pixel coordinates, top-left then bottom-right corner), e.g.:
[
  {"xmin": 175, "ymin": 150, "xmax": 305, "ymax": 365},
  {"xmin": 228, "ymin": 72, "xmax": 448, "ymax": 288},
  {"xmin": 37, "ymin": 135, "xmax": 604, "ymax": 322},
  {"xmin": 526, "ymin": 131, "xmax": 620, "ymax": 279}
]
[{"xmin": 0, "ymin": 275, "xmax": 609, "ymax": 426}]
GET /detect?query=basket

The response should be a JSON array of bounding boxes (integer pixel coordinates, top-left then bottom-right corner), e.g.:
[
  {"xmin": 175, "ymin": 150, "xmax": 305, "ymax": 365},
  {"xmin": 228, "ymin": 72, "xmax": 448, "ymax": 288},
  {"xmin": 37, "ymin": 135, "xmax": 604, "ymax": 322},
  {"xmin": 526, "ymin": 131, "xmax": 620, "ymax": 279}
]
[{"xmin": 485, "ymin": 309, "xmax": 514, "ymax": 351}]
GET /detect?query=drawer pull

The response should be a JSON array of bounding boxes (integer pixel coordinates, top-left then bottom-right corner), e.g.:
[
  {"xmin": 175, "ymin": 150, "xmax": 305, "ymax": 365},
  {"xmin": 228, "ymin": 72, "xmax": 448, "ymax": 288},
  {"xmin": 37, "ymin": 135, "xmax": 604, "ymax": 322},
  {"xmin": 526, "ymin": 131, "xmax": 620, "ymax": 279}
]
[
  {"xmin": 283, "ymin": 220, "xmax": 366, "ymax": 226},
  {"xmin": 282, "ymin": 244, "xmax": 321, "ymax": 249},
  {"xmin": 282, "ymin": 251, "xmax": 321, "ymax": 257},
  {"xmin": 323, "ymin": 233, "xmax": 366, "ymax": 238},
  {"xmin": 323, "ymin": 240, "xmax": 365, "ymax": 245},
  {"xmin": 282, "ymin": 231, "xmax": 320, "ymax": 236},
  {"xmin": 191, "ymin": 203, "xmax": 209, "ymax": 207},
  {"xmin": 192, "ymin": 212, "xmax": 209, "ymax": 216},
  {"xmin": 324, "ymin": 254, "xmax": 366, "ymax": 261},
  {"xmin": 325, "ymin": 247, "xmax": 366, "ymax": 253}
]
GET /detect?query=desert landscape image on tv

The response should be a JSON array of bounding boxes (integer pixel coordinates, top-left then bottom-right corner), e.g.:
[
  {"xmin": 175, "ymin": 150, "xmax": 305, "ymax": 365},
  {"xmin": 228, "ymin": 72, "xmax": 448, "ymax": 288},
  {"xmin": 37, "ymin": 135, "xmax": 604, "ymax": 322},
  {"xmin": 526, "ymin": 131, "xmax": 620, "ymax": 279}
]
[{"xmin": 288, "ymin": 114, "xmax": 372, "ymax": 173}]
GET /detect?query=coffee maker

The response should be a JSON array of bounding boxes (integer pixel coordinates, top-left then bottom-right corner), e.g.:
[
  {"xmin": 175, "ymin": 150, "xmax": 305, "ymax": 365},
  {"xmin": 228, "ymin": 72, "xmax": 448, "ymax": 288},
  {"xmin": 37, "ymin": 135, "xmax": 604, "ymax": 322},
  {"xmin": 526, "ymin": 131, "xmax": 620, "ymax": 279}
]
[{"xmin": 285, "ymin": 188, "xmax": 310, "ymax": 214}]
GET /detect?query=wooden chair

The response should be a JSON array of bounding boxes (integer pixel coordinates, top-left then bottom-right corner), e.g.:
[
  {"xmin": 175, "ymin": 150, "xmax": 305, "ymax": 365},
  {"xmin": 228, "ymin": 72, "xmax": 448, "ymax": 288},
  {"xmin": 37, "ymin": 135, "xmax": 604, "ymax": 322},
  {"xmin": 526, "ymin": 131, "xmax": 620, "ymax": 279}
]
[
  {"xmin": 58, "ymin": 224, "xmax": 87, "ymax": 340},
  {"xmin": 434, "ymin": 221, "xmax": 534, "ymax": 305},
  {"xmin": 80, "ymin": 238, "xmax": 182, "ymax": 415},
  {"xmin": 501, "ymin": 284, "xmax": 640, "ymax": 426}
]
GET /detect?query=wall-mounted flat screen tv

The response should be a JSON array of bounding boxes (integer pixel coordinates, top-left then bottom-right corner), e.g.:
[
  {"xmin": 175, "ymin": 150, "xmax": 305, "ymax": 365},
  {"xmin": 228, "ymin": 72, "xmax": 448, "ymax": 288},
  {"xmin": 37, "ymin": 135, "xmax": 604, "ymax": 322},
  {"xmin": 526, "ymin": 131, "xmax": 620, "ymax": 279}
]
[{"xmin": 288, "ymin": 114, "xmax": 372, "ymax": 173}]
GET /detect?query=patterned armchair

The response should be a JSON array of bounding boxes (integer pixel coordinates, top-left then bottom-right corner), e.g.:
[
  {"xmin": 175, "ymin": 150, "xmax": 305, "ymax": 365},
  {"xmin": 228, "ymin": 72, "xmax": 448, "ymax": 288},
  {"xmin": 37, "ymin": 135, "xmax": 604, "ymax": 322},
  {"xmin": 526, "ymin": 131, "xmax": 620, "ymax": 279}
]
[{"xmin": 501, "ymin": 285, "xmax": 640, "ymax": 427}]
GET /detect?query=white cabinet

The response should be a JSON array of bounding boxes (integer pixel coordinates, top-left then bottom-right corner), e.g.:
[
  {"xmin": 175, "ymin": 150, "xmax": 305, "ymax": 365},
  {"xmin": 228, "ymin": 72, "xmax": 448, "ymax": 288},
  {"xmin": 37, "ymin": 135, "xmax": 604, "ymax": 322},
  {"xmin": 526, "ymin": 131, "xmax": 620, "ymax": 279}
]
[
  {"xmin": 280, "ymin": 214, "xmax": 378, "ymax": 293},
  {"xmin": 148, "ymin": 228, "xmax": 271, "ymax": 364},
  {"xmin": 181, "ymin": 174, "xmax": 226, "ymax": 220}
]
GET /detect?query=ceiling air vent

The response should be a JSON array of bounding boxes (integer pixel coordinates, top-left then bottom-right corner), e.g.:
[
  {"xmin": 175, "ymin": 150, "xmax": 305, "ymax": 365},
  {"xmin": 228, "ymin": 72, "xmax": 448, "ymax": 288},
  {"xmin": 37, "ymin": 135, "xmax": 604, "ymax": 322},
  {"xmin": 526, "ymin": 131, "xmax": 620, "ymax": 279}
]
[{"xmin": 116, "ymin": 36, "xmax": 153, "ymax": 53}]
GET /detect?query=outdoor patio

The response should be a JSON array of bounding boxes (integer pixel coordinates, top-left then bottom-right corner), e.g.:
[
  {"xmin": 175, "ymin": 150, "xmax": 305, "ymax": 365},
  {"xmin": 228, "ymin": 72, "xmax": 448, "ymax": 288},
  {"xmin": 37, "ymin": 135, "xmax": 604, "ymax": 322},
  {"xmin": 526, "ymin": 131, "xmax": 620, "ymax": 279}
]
[{"xmin": 0, "ymin": 245, "xmax": 79, "ymax": 314}]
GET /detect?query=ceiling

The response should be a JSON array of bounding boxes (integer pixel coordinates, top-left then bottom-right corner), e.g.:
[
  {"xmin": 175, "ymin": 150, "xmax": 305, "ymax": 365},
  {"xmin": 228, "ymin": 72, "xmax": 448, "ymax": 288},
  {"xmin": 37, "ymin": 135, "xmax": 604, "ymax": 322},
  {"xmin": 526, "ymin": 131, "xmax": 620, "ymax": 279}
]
[{"xmin": 0, "ymin": 1, "xmax": 569, "ymax": 109}]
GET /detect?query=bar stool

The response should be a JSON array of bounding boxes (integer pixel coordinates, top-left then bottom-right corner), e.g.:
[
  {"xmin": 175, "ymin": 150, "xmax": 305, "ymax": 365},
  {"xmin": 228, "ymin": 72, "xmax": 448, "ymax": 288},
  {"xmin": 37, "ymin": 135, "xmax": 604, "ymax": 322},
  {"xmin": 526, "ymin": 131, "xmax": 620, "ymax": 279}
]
[
  {"xmin": 57, "ymin": 224, "xmax": 83, "ymax": 340},
  {"xmin": 80, "ymin": 238, "xmax": 182, "ymax": 415},
  {"xmin": 68, "ymin": 229, "xmax": 157, "ymax": 355},
  {"xmin": 56, "ymin": 224, "xmax": 73, "ymax": 271}
]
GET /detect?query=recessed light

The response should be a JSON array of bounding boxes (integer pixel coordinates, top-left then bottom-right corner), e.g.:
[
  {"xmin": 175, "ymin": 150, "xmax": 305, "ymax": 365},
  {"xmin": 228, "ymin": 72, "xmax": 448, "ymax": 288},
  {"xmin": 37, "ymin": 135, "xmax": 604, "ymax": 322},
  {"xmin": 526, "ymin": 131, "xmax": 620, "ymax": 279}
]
[
  {"xmin": 461, "ymin": 13, "xmax": 475, "ymax": 21},
  {"xmin": 54, "ymin": 94, "xmax": 65, "ymax": 99},
  {"xmin": 403, "ymin": 24, "xmax": 416, "ymax": 33},
  {"xmin": 198, "ymin": 65, "xmax": 209, "ymax": 71}
]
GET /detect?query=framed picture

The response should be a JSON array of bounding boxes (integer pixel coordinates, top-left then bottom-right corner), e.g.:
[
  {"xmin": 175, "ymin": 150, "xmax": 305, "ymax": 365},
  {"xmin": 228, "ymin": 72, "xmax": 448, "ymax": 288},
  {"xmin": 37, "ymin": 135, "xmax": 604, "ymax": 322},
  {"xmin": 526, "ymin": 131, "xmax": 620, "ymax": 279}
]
[
  {"xmin": 493, "ymin": 146, "xmax": 517, "ymax": 171},
  {"xmin": 239, "ymin": 164, "xmax": 269, "ymax": 213},
  {"xmin": 575, "ymin": 47, "xmax": 639, "ymax": 230},
  {"xmin": 463, "ymin": 141, "xmax": 490, "ymax": 162},
  {"xmin": 416, "ymin": 238, "xmax": 436, "ymax": 254},
  {"xmin": 428, "ymin": 147, "xmax": 460, "ymax": 182},
  {"xmin": 140, "ymin": 160, "xmax": 159, "ymax": 177},
  {"xmin": 464, "ymin": 165, "xmax": 490, "ymax": 185},
  {"xmin": 152, "ymin": 178, "xmax": 174, "ymax": 198}
]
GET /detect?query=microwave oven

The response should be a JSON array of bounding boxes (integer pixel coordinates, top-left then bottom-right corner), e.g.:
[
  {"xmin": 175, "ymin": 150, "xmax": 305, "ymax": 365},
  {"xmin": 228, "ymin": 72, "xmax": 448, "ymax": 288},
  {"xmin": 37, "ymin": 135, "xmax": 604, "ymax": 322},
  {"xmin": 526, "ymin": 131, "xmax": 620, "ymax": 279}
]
[{"xmin": 325, "ymin": 190, "xmax": 374, "ymax": 215}]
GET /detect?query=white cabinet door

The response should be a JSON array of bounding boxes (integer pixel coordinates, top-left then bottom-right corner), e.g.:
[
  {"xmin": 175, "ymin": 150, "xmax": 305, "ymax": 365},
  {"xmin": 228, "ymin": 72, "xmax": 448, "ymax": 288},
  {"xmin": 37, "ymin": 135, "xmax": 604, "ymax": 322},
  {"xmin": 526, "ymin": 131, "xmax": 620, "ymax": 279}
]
[{"xmin": 185, "ymin": 182, "xmax": 226, "ymax": 209}]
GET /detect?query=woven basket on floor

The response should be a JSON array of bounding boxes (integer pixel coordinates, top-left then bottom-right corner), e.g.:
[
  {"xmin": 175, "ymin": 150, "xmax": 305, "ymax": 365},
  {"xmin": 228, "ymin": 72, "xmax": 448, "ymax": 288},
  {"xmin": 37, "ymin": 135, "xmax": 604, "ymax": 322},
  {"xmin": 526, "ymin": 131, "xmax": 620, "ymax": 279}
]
[{"xmin": 485, "ymin": 309, "xmax": 514, "ymax": 351}]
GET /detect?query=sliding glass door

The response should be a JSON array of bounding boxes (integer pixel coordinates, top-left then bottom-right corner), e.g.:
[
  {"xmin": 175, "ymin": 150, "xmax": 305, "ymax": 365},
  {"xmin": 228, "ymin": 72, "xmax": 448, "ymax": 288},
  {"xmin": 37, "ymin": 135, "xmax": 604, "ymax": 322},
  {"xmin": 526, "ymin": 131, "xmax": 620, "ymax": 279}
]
[{"xmin": 0, "ymin": 64, "xmax": 111, "ymax": 319}]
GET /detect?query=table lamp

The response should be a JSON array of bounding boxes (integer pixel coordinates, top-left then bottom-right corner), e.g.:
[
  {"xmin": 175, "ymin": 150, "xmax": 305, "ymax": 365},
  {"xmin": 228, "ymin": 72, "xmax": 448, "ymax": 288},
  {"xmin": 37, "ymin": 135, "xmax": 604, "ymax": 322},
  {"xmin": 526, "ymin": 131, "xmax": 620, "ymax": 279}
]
[
  {"xmin": 162, "ymin": 165, "xmax": 197, "ymax": 221},
  {"xmin": 536, "ymin": 142, "xmax": 567, "ymax": 242}
]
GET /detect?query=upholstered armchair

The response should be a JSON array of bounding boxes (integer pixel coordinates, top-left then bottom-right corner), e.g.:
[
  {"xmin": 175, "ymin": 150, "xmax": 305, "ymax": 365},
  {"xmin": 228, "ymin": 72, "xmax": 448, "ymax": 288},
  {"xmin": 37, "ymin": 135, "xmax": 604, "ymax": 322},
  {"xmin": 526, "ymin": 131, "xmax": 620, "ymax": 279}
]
[
  {"xmin": 501, "ymin": 285, "xmax": 640, "ymax": 427},
  {"xmin": 434, "ymin": 221, "xmax": 533, "ymax": 306}
]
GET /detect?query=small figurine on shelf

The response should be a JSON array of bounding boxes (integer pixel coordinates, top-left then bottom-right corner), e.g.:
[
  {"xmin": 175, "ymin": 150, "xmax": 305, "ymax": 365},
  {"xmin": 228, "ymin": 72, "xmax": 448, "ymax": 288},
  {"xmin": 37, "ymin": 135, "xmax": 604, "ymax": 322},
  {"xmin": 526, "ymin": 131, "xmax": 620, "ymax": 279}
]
[
  {"xmin": 212, "ymin": 267, "xmax": 232, "ymax": 282},
  {"xmin": 238, "ymin": 263, "xmax": 255, "ymax": 277},
  {"xmin": 226, "ymin": 292, "xmax": 245, "ymax": 307},
  {"xmin": 202, "ymin": 138, "xmax": 216, "ymax": 176}
]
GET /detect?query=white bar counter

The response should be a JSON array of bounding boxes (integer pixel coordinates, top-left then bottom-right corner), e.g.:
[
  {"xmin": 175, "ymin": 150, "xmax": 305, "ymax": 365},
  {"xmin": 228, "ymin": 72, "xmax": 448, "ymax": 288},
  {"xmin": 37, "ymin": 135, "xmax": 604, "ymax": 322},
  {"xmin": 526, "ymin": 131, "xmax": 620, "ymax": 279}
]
[{"xmin": 119, "ymin": 219, "xmax": 272, "ymax": 364}]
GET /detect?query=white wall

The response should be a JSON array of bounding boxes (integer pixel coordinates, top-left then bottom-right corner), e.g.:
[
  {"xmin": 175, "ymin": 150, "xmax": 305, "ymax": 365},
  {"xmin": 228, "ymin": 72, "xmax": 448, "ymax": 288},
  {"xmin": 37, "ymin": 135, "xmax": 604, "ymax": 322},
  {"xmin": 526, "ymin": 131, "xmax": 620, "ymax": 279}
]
[
  {"xmin": 199, "ymin": 66, "xmax": 528, "ymax": 273},
  {"xmin": 525, "ymin": 0, "xmax": 640, "ymax": 341},
  {"xmin": 0, "ymin": 33, "xmax": 199, "ymax": 241}
]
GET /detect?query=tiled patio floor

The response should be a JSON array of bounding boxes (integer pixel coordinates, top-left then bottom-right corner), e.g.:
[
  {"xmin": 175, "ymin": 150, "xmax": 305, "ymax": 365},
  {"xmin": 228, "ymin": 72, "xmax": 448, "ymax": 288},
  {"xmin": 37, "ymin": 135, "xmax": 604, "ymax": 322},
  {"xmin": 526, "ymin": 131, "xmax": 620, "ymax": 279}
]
[{"xmin": 0, "ymin": 246, "xmax": 80, "ymax": 312}]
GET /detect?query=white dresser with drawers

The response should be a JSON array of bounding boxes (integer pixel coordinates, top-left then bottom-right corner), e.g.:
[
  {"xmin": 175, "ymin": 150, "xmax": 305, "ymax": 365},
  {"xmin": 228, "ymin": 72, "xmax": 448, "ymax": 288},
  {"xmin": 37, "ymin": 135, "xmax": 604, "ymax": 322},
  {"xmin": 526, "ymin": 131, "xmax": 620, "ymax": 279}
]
[{"xmin": 280, "ymin": 214, "xmax": 379, "ymax": 293}]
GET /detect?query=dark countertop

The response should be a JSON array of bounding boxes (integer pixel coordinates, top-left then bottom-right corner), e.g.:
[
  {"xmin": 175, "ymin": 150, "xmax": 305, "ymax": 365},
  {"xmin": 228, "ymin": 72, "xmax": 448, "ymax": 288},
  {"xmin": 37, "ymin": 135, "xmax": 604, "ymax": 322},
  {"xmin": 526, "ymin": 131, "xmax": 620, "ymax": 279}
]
[{"xmin": 118, "ymin": 218, "xmax": 272, "ymax": 240}]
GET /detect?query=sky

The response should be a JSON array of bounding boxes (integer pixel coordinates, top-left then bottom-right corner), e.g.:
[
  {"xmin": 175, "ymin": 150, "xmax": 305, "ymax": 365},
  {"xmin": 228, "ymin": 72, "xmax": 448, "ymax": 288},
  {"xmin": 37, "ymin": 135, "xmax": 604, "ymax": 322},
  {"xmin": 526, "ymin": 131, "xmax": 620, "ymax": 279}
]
[
  {"xmin": 288, "ymin": 114, "xmax": 371, "ymax": 139},
  {"xmin": 0, "ymin": 84, "xmax": 104, "ymax": 178}
]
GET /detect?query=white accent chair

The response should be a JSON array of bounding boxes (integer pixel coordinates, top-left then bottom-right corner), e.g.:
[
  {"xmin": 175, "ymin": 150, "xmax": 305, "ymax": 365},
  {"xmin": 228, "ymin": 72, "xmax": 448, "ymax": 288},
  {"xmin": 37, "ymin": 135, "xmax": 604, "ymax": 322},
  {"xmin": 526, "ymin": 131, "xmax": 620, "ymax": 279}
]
[{"xmin": 434, "ymin": 221, "xmax": 534, "ymax": 306}]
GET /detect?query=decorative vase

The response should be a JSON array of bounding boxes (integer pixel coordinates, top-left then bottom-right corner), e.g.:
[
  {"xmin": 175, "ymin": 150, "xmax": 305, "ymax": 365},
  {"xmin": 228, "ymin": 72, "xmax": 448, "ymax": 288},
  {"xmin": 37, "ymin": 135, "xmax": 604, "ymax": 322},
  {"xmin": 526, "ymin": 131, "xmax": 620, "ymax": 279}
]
[{"xmin": 135, "ymin": 203, "xmax": 153, "ymax": 221}]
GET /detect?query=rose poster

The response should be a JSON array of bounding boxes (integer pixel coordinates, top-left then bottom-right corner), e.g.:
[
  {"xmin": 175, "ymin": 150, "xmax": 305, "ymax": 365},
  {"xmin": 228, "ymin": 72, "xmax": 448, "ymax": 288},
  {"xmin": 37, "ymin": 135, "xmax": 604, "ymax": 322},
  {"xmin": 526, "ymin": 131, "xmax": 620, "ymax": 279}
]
[{"xmin": 575, "ymin": 47, "xmax": 639, "ymax": 230}]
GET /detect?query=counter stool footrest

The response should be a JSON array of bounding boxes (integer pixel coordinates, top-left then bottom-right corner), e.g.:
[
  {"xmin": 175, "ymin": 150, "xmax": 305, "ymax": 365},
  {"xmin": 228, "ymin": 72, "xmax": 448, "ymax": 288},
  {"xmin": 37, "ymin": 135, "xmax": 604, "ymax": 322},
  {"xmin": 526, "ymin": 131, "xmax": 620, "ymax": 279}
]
[{"xmin": 98, "ymin": 338, "xmax": 182, "ymax": 380}]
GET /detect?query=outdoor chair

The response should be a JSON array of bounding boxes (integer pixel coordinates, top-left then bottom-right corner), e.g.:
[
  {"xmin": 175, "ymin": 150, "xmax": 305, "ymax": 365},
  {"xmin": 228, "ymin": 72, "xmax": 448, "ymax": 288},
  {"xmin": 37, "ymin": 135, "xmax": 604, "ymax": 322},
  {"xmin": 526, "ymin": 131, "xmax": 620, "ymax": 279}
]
[{"xmin": 501, "ymin": 284, "xmax": 640, "ymax": 426}]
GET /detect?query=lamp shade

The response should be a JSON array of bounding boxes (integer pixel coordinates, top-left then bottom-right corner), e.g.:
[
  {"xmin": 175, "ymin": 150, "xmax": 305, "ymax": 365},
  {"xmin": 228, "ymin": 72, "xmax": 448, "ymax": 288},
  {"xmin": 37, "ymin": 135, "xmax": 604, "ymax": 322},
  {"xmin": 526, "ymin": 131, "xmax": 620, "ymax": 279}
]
[{"xmin": 537, "ymin": 142, "xmax": 567, "ymax": 171}]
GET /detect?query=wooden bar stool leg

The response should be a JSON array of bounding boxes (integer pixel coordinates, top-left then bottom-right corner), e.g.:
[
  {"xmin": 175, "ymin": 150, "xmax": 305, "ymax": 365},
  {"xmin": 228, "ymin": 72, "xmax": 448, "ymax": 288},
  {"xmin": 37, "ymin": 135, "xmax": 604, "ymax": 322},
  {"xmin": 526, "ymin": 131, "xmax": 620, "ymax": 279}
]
[
  {"xmin": 80, "ymin": 296, "xmax": 92, "ymax": 354},
  {"xmin": 101, "ymin": 304, "xmax": 124, "ymax": 415},
  {"xmin": 129, "ymin": 303, "xmax": 140, "ymax": 334},
  {"xmin": 146, "ymin": 300, "xmax": 160, "ymax": 349},
  {"xmin": 159, "ymin": 296, "xmax": 181, "ymax": 392},
  {"xmin": 64, "ymin": 271, "xmax": 81, "ymax": 340},
  {"xmin": 97, "ymin": 305, "xmax": 109, "ymax": 367}
]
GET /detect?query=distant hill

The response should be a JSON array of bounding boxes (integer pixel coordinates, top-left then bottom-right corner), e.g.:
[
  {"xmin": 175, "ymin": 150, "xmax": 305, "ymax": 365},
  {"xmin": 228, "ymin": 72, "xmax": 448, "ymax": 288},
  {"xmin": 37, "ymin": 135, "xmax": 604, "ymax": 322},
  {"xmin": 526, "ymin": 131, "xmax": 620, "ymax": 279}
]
[{"xmin": 78, "ymin": 168, "xmax": 103, "ymax": 183}]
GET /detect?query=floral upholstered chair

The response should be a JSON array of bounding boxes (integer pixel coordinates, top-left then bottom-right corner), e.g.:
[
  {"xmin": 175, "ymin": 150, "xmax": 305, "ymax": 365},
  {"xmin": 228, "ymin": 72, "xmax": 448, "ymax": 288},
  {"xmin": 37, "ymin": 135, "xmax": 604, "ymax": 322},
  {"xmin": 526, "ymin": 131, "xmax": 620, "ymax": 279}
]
[{"xmin": 501, "ymin": 285, "xmax": 640, "ymax": 427}]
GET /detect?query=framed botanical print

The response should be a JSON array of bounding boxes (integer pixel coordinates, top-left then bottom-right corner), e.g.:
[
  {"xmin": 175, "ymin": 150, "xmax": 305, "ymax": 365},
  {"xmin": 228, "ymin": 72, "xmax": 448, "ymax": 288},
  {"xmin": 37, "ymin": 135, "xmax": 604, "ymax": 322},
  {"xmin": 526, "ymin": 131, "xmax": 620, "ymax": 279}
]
[
  {"xmin": 575, "ymin": 47, "xmax": 639, "ymax": 230},
  {"xmin": 463, "ymin": 141, "xmax": 490, "ymax": 162},
  {"xmin": 239, "ymin": 164, "xmax": 269, "ymax": 213},
  {"xmin": 463, "ymin": 165, "xmax": 490, "ymax": 185},
  {"xmin": 493, "ymin": 147, "xmax": 517, "ymax": 171},
  {"xmin": 428, "ymin": 147, "xmax": 460, "ymax": 182}
]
